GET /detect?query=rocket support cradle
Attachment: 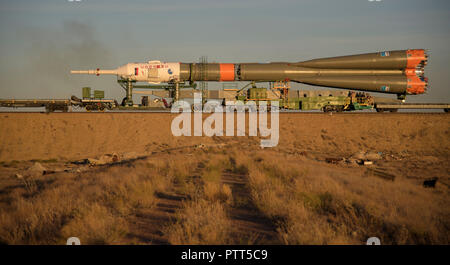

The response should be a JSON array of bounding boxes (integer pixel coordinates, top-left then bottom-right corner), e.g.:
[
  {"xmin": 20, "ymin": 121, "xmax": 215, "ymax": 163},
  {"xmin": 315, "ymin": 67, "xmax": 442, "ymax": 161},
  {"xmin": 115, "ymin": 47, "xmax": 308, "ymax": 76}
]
[{"xmin": 71, "ymin": 49, "xmax": 428, "ymax": 104}]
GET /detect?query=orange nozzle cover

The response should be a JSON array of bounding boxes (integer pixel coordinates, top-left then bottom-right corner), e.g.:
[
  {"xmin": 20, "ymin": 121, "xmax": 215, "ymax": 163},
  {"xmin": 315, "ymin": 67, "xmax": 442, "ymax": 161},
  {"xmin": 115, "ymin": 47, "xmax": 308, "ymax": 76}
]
[
  {"xmin": 219, "ymin": 64, "xmax": 235, "ymax": 81},
  {"xmin": 406, "ymin": 75, "xmax": 427, "ymax": 94},
  {"xmin": 404, "ymin": 68, "xmax": 416, "ymax": 76},
  {"xmin": 406, "ymin": 49, "xmax": 427, "ymax": 68}
]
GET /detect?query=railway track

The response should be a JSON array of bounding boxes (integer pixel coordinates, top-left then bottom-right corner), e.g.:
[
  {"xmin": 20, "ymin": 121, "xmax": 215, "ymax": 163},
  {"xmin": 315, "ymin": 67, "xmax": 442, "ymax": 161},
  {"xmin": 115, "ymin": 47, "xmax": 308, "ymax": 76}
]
[{"xmin": 0, "ymin": 111, "xmax": 447, "ymax": 114}]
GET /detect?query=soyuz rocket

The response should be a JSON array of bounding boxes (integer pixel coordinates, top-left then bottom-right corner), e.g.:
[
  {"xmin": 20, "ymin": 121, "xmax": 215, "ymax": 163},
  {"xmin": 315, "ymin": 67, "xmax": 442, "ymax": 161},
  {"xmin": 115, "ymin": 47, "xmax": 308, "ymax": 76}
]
[{"xmin": 71, "ymin": 49, "xmax": 428, "ymax": 96}]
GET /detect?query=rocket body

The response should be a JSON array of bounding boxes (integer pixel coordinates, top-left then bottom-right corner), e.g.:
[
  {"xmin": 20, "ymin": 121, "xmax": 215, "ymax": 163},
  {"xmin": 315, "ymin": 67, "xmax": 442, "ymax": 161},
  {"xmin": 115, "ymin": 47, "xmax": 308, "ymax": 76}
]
[{"xmin": 71, "ymin": 49, "xmax": 428, "ymax": 95}]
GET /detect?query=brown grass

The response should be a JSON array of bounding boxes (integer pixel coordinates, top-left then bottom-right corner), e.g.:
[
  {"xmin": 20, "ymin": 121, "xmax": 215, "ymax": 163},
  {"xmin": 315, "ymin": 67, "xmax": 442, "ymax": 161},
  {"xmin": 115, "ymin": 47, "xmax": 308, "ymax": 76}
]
[
  {"xmin": 163, "ymin": 153, "xmax": 235, "ymax": 244},
  {"xmin": 0, "ymin": 155, "xmax": 194, "ymax": 244},
  {"xmin": 242, "ymin": 150, "xmax": 449, "ymax": 244},
  {"xmin": 0, "ymin": 130, "xmax": 448, "ymax": 245},
  {"xmin": 164, "ymin": 199, "xmax": 231, "ymax": 244},
  {"xmin": 60, "ymin": 203, "xmax": 128, "ymax": 245}
]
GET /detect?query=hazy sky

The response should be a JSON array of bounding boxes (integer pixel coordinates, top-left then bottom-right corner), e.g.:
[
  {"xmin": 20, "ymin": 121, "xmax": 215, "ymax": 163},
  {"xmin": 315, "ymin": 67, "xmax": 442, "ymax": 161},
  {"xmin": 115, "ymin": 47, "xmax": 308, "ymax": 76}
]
[{"xmin": 0, "ymin": 0, "xmax": 449, "ymax": 102}]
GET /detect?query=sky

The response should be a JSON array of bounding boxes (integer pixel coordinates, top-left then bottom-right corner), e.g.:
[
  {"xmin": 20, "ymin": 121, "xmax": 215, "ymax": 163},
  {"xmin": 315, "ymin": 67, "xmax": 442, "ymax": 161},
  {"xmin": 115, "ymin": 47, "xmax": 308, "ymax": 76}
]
[{"xmin": 0, "ymin": 0, "xmax": 449, "ymax": 103}]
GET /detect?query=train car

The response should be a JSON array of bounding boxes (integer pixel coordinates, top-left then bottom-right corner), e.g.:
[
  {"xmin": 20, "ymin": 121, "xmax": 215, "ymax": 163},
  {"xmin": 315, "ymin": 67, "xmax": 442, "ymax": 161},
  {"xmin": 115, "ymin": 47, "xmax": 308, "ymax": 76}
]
[{"xmin": 234, "ymin": 86, "xmax": 374, "ymax": 112}]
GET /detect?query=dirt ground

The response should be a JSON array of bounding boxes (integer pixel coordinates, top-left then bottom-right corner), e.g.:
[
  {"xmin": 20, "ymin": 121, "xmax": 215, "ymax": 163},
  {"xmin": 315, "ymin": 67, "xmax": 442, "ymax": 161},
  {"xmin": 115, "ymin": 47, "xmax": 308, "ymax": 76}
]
[
  {"xmin": 0, "ymin": 112, "xmax": 448, "ymax": 244},
  {"xmin": 0, "ymin": 113, "xmax": 449, "ymax": 162}
]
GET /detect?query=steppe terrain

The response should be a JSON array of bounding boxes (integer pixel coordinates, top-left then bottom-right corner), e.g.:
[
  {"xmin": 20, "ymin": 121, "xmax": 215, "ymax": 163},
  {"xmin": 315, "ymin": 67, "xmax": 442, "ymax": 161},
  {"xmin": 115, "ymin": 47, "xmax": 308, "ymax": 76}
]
[{"xmin": 0, "ymin": 112, "xmax": 448, "ymax": 244}]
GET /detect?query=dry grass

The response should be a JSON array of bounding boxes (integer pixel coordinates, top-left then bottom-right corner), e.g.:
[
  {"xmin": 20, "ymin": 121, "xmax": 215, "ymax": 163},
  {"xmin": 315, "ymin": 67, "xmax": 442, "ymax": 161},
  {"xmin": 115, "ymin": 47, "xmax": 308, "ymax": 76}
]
[
  {"xmin": 242, "ymin": 150, "xmax": 449, "ymax": 244},
  {"xmin": 0, "ymin": 186, "xmax": 78, "ymax": 244},
  {"xmin": 202, "ymin": 157, "xmax": 231, "ymax": 182},
  {"xmin": 164, "ymin": 199, "xmax": 231, "ymax": 245},
  {"xmin": 0, "ymin": 146, "xmax": 448, "ymax": 245},
  {"xmin": 163, "ymin": 153, "xmax": 235, "ymax": 244},
  {"xmin": 203, "ymin": 182, "xmax": 232, "ymax": 204},
  {"xmin": 0, "ymin": 154, "xmax": 196, "ymax": 244},
  {"xmin": 60, "ymin": 203, "xmax": 128, "ymax": 245}
]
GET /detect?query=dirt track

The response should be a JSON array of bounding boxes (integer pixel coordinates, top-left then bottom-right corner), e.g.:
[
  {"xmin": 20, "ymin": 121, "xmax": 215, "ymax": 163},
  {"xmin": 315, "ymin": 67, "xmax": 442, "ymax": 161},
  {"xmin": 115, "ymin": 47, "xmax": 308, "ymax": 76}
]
[{"xmin": 0, "ymin": 113, "xmax": 448, "ymax": 162}]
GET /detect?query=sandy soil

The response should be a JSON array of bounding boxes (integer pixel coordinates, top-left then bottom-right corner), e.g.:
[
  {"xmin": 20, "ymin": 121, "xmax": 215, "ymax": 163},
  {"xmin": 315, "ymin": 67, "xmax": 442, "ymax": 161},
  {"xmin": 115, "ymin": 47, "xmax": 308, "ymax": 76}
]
[{"xmin": 0, "ymin": 113, "xmax": 448, "ymax": 162}]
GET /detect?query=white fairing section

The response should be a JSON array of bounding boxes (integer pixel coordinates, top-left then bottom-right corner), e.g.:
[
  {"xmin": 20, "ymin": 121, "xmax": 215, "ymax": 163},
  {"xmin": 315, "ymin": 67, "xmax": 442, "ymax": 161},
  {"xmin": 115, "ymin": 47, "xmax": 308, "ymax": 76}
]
[{"xmin": 117, "ymin": 61, "xmax": 181, "ymax": 84}]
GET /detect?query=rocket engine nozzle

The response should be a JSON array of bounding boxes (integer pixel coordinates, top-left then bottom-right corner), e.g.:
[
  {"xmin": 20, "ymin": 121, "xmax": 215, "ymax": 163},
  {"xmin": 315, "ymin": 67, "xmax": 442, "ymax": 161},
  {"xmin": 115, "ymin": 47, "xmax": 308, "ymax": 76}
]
[
  {"xmin": 406, "ymin": 49, "xmax": 428, "ymax": 69},
  {"xmin": 406, "ymin": 75, "xmax": 428, "ymax": 95}
]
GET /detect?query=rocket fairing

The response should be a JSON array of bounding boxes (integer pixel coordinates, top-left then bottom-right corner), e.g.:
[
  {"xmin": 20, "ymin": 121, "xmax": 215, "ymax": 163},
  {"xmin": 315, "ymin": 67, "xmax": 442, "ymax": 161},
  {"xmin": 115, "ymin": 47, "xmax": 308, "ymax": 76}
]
[{"xmin": 71, "ymin": 49, "xmax": 428, "ymax": 95}]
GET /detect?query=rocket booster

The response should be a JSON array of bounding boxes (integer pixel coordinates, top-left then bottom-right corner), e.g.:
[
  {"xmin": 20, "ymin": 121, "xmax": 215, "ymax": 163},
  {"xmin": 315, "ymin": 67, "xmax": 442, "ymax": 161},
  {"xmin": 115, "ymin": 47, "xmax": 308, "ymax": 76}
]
[{"xmin": 71, "ymin": 49, "xmax": 428, "ymax": 95}]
